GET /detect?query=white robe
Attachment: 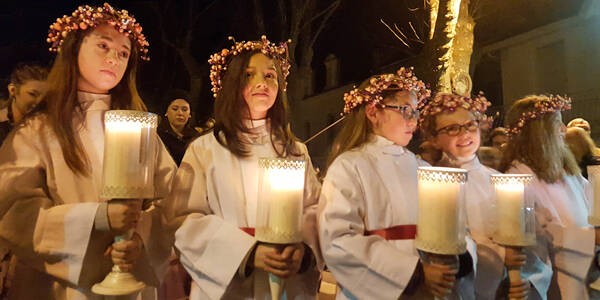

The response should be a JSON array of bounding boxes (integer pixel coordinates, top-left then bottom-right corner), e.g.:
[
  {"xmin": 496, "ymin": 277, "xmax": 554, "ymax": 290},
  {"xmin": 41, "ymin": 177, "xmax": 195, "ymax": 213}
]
[
  {"xmin": 0, "ymin": 92, "xmax": 176, "ymax": 299},
  {"xmin": 507, "ymin": 161, "xmax": 596, "ymax": 299},
  {"xmin": 168, "ymin": 128, "xmax": 322, "ymax": 300},
  {"xmin": 440, "ymin": 156, "xmax": 552, "ymax": 299},
  {"xmin": 318, "ymin": 135, "xmax": 476, "ymax": 300}
]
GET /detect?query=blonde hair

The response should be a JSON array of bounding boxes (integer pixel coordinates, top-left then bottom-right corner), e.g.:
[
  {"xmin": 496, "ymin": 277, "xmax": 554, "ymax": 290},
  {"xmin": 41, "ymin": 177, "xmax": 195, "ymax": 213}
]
[
  {"xmin": 500, "ymin": 95, "xmax": 579, "ymax": 182},
  {"xmin": 565, "ymin": 126, "xmax": 600, "ymax": 163}
]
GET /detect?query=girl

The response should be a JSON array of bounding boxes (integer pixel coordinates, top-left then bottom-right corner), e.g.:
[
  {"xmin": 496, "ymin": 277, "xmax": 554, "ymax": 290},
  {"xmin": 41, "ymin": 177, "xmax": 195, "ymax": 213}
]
[
  {"xmin": 0, "ymin": 62, "xmax": 48, "ymax": 145},
  {"xmin": 167, "ymin": 36, "xmax": 322, "ymax": 299},
  {"xmin": 501, "ymin": 94, "xmax": 598, "ymax": 299},
  {"xmin": 0, "ymin": 4, "xmax": 175, "ymax": 299},
  {"xmin": 419, "ymin": 92, "xmax": 552, "ymax": 299},
  {"xmin": 318, "ymin": 68, "xmax": 474, "ymax": 299}
]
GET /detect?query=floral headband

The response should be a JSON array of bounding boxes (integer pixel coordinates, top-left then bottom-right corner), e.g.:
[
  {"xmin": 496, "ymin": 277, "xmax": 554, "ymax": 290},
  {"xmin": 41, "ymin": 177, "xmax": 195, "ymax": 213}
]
[
  {"xmin": 417, "ymin": 92, "xmax": 491, "ymax": 125},
  {"xmin": 342, "ymin": 67, "xmax": 431, "ymax": 115},
  {"xmin": 47, "ymin": 3, "xmax": 150, "ymax": 61},
  {"xmin": 208, "ymin": 35, "xmax": 291, "ymax": 98},
  {"xmin": 507, "ymin": 94, "xmax": 572, "ymax": 136}
]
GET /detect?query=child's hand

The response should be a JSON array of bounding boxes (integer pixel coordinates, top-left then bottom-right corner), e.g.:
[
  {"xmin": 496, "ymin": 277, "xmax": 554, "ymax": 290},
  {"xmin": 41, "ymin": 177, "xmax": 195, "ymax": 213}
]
[
  {"xmin": 105, "ymin": 233, "xmax": 143, "ymax": 272},
  {"xmin": 254, "ymin": 243, "xmax": 305, "ymax": 278},
  {"xmin": 508, "ymin": 279, "xmax": 530, "ymax": 300},
  {"xmin": 505, "ymin": 247, "xmax": 526, "ymax": 268},
  {"xmin": 422, "ymin": 260, "xmax": 457, "ymax": 298},
  {"xmin": 107, "ymin": 199, "xmax": 142, "ymax": 234}
]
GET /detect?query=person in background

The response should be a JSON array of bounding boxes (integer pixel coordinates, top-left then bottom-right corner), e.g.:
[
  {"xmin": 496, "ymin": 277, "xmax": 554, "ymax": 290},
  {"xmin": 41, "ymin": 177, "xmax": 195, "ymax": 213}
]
[
  {"xmin": 476, "ymin": 146, "xmax": 502, "ymax": 171},
  {"xmin": 488, "ymin": 127, "xmax": 509, "ymax": 151},
  {"xmin": 158, "ymin": 91, "xmax": 200, "ymax": 166},
  {"xmin": 567, "ymin": 117, "xmax": 591, "ymax": 134},
  {"xmin": 0, "ymin": 62, "xmax": 48, "ymax": 145},
  {"xmin": 564, "ymin": 126, "xmax": 600, "ymax": 179}
]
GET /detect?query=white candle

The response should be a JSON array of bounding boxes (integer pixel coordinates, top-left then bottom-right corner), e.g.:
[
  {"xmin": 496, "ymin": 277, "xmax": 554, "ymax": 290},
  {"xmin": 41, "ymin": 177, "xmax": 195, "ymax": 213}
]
[
  {"xmin": 101, "ymin": 111, "xmax": 157, "ymax": 199},
  {"xmin": 256, "ymin": 159, "xmax": 305, "ymax": 244},
  {"xmin": 495, "ymin": 182, "xmax": 526, "ymax": 242},
  {"xmin": 416, "ymin": 167, "xmax": 466, "ymax": 255},
  {"xmin": 588, "ymin": 166, "xmax": 600, "ymax": 225}
]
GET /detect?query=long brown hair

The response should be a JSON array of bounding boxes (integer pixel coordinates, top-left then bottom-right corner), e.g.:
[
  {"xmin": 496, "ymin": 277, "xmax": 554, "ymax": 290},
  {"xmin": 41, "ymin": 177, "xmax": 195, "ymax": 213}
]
[
  {"xmin": 213, "ymin": 50, "xmax": 299, "ymax": 157},
  {"xmin": 326, "ymin": 76, "xmax": 400, "ymax": 168},
  {"xmin": 500, "ymin": 95, "xmax": 579, "ymax": 182},
  {"xmin": 565, "ymin": 126, "xmax": 600, "ymax": 163},
  {"xmin": 39, "ymin": 26, "xmax": 146, "ymax": 175}
]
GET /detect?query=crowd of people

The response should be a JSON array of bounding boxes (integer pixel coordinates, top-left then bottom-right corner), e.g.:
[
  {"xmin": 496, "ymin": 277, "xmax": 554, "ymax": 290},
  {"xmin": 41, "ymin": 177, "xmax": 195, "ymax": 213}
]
[{"xmin": 1, "ymin": 2, "xmax": 600, "ymax": 300}]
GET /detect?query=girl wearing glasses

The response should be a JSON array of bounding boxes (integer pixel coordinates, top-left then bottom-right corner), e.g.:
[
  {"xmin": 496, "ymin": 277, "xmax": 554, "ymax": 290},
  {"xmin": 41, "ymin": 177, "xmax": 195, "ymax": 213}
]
[
  {"xmin": 419, "ymin": 92, "xmax": 552, "ymax": 300},
  {"xmin": 319, "ymin": 68, "xmax": 475, "ymax": 299},
  {"xmin": 501, "ymin": 95, "xmax": 599, "ymax": 299}
]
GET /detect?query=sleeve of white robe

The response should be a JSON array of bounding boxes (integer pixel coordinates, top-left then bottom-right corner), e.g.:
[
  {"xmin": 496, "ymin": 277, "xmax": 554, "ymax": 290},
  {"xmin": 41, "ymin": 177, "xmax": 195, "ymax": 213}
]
[
  {"xmin": 0, "ymin": 125, "xmax": 105, "ymax": 286},
  {"xmin": 318, "ymin": 156, "xmax": 420, "ymax": 299},
  {"xmin": 169, "ymin": 142, "xmax": 257, "ymax": 300},
  {"xmin": 133, "ymin": 136, "xmax": 177, "ymax": 286}
]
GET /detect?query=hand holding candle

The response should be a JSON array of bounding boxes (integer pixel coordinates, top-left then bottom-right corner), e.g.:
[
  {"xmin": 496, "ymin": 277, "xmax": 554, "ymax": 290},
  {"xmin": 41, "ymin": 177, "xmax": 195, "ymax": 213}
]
[{"xmin": 587, "ymin": 165, "xmax": 600, "ymax": 290}]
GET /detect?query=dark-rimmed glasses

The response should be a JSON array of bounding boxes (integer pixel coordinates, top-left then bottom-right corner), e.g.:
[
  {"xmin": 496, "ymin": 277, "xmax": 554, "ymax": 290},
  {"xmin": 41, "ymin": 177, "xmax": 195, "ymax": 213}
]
[{"xmin": 435, "ymin": 120, "xmax": 480, "ymax": 136}]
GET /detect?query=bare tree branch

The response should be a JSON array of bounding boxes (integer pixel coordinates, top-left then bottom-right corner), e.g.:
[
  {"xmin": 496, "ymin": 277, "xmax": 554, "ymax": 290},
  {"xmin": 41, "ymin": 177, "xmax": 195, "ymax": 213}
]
[{"xmin": 308, "ymin": 0, "xmax": 340, "ymax": 48}]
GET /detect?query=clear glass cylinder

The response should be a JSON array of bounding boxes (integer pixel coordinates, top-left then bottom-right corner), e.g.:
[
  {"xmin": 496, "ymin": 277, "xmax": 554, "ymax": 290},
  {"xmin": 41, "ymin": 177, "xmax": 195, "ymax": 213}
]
[
  {"xmin": 100, "ymin": 110, "xmax": 158, "ymax": 199},
  {"xmin": 588, "ymin": 166, "xmax": 600, "ymax": 226},
  {"xmin": 255, "ymin": 158, "xmax": 306, "ymax": 244},
  {"xmin": 415, "ymin": 166, "xmax": 467, "ymax": 255},
  {"xmin": 490, "ymin": 174, "xmax": 535, "ymax": 246}
]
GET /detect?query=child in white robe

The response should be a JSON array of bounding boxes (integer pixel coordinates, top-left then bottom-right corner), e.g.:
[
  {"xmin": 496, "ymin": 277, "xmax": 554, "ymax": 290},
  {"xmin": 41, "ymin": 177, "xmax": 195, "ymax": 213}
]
[
  {"xmin": 419, "ymin": 92, "xmax": 552, "ymax": 299},
  {"xmin": 319, "ymin": 68, "xmax": 476, "ymax": 299},
  {"xmin": 0, "ymin": 3, "xmax": 176, "ymax": 299},
  {"xmin": 501, "ymin": 94, "xmax": 599, "ymax": 299},
  {"xmin": 167, "ymin": 36, "xmax": 322, "ymax": 300}
]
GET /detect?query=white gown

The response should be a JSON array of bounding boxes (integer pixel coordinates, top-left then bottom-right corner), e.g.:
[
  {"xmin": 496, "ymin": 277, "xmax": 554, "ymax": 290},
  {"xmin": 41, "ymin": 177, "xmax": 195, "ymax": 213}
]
[
  {"xmin": 507, "ymin": 161, "xmax": 596, "ymax": 299},
  {"xmin": 0, "ymin": 92, "xmax": 176, "ymax": 299},
  {"xmin": 168, "ymin": 122, "xmax": 322, "ymax": 300}
]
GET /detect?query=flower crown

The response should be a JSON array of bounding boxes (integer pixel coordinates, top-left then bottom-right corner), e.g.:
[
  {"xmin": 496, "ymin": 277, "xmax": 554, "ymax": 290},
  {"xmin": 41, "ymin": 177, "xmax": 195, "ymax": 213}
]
[
  {"xmin": 47, "ymin": 3, "xmax": 150, "ymax": 61},
  {"xmin": 342, "ymin": 67, "xmax": 431, "ymax": 115},
  {"xmin": 507, "ymin": 94, "xmax": 572, "ymax": 136},
  {"xmin": 417, "ymin": 92, "xmax": 491, "ymax": 125},
  {"xmin": 208, "ymin": 35, "xmax": 291, "ymax": 98}
]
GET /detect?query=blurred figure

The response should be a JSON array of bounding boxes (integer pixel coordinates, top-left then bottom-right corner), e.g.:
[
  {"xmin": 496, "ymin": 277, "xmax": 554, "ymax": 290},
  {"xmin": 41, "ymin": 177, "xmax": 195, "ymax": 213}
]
[
  {"xmin": 417, "ymin": 140, "xmax": 442, "ymax": 165},
  {"xmin": 0, "ymin": 62, "xmax": 48, "ymax": 145},
  {"xmin": 564, "ymin": 126, "xmax": 600, "ymax": 178},
  {"xmin": 567, "ymin": 117, "xmax": 591, "ymax": 134},
  {"xmin": 488, "ymin": 127, "xmax": 508, "ymax": 150},
  {"xmin": 477, "ymin": 146, "xmax": 502, "ymax": 171},
  {"xmin": 158, "ymin": 91, "xmax": 200, "ymax": 165}
]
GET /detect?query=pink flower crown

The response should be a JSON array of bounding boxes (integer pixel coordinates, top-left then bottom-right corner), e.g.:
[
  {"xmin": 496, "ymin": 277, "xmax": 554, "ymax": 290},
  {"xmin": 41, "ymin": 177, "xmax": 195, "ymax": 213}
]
[
  {"xmin": 47, "ymin": 3, "xmax": 149, "ymax": 61},
  {"xmin": 507, "ymin": 94, "xmax": 572, "ymax": 136},
  {"xmin": 208, "ymin": 35, "xmax": 291, "ymax": 98},
  {"xmin": 342, "ymin": 67, "xmax": 431, "ymax": 115},
  {"xmin": 417, "ymin": 92, "xmax": 491, "ymax": 125}
]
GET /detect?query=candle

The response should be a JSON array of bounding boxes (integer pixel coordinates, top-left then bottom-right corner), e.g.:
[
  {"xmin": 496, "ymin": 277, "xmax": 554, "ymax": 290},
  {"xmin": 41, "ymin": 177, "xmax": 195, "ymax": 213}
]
[
  {"xmin": 588, "ymin": 166, "xmax": 600, "ymax": 225},
  {"xmin": 101, "ymin": 110, "xmax": 157, "ymax": 199},
  {"xmin": 256, "ymin": 158, "xmax": 306, "ymax": 244},
  {"xmin": 491, "ymin": 174, "xmax": 534, "ymax": 246},
  {"xmin": 415, "ymin": 167, "xmax": 467, "ymax": 255}
]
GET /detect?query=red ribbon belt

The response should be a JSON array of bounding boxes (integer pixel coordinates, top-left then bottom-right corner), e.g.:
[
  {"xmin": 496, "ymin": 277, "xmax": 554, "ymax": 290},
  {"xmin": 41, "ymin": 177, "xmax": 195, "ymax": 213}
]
[
  {"xmin": 240, "ymin": 227, "xmax": 255, "ymax": 237},
  {"xmin": 365, "ymin": 224, "xmax": 417, "ymax": 240}
]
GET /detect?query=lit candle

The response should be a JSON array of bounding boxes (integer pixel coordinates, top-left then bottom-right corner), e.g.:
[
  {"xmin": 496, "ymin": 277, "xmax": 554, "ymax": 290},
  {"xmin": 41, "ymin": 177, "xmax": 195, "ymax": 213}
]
[
  {"xmin": 490, "ymin": 174, "xmax": 534, "ymax": 246},
  {"xmin": 101, "ymin": 110, "xmax": 157, "ymax": 199},
  {"xmin": 256, "ymin": 158, "xmax": 306, "ymax": 244},
  {"xmin": 415, "ymin": 167, "xmax": 467, "ymax": 255},
  {"xmin": 588, "ymin": 166, "xmax": 600, "ymax": 226}
]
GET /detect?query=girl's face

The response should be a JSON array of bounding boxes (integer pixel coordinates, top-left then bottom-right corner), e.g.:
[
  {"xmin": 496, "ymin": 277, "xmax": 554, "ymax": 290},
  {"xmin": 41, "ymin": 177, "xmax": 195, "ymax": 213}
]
[
  {"xmin": 242, "ymin": 53, "xmax": 279, "ymax": 119},
  {"xmin": 369, "ymin": 90, "xmax": 418, "ymax": 146},
  {"xmin": 77, "ymin": 24, "xmax": 131, "ymax": 94},
  {"xmin": 8, "ymin": 80, "xmax": 48, "ymax": 115},
  {"xmin": 431, "ymin": 108, "xmax": 481, "ymax": 160},
  {"xmin": 166, "ymin": 99, "xmax": 191, "ymax": 128}
]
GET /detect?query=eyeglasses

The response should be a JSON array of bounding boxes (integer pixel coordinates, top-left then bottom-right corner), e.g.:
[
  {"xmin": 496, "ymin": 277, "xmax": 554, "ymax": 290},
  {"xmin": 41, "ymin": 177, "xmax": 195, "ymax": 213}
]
[
  {"xmin": 378, "ymin": 104, "xmax": 420, "ymax": 120},
  {"xmin": 435, "ymin": 120, "xmax": 480, "ymax": 136}
]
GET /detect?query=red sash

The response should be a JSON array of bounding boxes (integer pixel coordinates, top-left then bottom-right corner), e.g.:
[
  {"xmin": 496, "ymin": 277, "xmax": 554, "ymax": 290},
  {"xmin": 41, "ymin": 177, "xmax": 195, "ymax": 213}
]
[
  {"xmin": 240, "ymin": 227, "xmax": 255, "ymax": 237},
  {"xmin": 365, "ymin": 224, "xmax": 417, "ymax": 240}
]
